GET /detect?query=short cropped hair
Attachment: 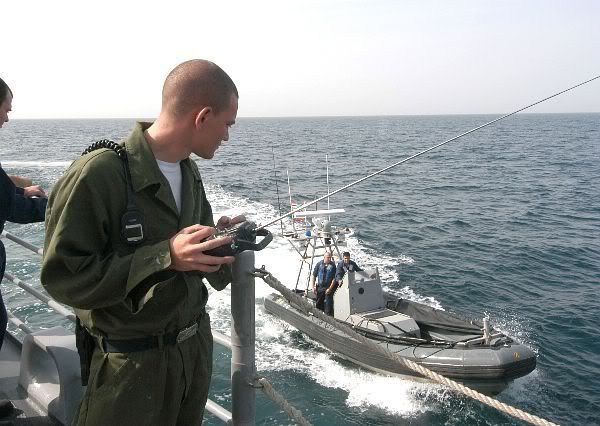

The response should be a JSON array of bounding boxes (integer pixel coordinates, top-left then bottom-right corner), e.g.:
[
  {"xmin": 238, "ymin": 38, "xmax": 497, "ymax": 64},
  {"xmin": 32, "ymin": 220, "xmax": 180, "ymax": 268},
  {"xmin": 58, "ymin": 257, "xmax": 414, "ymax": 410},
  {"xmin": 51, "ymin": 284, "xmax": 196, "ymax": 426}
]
[
  {"xmin": 162, "ymin": 59, "xmax": 238, "ymax": 118},
  {"xmin": 0, "ymin": 77, "xmax": 13, "ymax": 104},
  {"xmin": 343, "ymin": 252, "xmax": 350, "ymax": 257}
]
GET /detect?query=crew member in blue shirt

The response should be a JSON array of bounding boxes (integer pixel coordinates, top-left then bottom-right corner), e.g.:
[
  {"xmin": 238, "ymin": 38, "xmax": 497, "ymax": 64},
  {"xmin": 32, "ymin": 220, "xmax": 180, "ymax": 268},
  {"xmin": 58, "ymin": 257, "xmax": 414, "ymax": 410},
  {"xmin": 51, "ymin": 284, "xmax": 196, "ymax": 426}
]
[
  {"xmin": 311, "ymin": 251, "xmax": 337, "ymax": 315},
  {"xmin": 336, "ymin": 251, "xmax": 363, "ymax": 284}
]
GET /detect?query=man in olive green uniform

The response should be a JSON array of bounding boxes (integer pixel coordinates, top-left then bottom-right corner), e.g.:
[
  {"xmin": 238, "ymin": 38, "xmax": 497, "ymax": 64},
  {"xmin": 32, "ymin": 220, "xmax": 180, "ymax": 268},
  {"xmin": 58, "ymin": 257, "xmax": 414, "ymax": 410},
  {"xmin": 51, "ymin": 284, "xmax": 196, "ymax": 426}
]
[{"xmin": 41, "ymin": 60, "xmax": 240, "ymax": 426}]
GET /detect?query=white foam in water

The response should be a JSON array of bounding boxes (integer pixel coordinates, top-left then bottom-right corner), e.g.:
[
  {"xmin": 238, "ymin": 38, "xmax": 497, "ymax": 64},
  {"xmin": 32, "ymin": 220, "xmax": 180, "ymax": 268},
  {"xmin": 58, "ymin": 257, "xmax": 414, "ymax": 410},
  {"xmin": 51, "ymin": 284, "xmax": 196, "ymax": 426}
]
[
  {"xmin": 204, "ymin": 185, "xmax": 451, "ymax": 416},
  {"xmin": 2, "ymin": 160, "xmax": 72, "ymax": 168},
  {"xmin": 504, "ymin": 368, "xmax": 541, "ymax": 400},
  {"xmin": 482, "ymin": 309, "xmax": 538, "ymax": 355},
  {"xmin": 338, "ymin": 375, "xmax": 443, "ymax": 417},
  {"xmin": 394, "ymin": 286, "xmax": 445, "ymax": 311}
]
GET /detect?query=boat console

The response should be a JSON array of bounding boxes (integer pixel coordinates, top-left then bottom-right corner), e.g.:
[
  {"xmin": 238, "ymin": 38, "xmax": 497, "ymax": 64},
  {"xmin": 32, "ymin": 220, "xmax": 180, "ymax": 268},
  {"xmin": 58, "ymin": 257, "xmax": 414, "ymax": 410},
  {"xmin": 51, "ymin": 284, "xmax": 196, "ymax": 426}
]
[{"xmin": 334, "ymin": 269, "xmax": 421, "ymax": 338}]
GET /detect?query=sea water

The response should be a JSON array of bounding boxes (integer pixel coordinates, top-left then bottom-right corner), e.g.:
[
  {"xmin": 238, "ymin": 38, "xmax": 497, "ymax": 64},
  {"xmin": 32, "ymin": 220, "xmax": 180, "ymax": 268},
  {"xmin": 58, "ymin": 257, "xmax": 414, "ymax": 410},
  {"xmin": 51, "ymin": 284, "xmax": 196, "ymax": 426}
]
[{"xmin": 1, "ymin": 114, "xmax": 598, "ymax": 425}]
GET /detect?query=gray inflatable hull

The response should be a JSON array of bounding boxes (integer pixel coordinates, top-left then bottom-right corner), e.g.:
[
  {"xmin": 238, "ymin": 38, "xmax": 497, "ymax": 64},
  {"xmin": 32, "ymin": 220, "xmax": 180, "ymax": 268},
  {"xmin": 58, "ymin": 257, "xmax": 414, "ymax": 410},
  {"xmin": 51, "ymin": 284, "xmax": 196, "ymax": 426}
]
[{"xmin": 264, "ymin": 293, "xmax": 536, "ymax": 394}]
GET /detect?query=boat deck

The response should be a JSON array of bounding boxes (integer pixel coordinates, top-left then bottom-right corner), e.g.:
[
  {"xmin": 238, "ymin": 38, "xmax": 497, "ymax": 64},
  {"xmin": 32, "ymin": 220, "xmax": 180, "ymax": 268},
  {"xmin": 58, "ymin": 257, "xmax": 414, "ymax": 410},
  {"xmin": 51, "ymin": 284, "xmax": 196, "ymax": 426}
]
[{"xmin": 0, "ymin": 333, "xmax": 58, "ymax": 425}]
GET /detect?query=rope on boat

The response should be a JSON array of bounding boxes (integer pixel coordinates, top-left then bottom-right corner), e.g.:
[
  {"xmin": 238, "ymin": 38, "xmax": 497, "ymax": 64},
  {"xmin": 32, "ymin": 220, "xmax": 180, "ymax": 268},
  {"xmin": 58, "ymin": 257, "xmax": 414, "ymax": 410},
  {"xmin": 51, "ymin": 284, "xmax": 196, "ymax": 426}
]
[
  {"xmin": 254, "ymin": 377, "xmax": 312, "ymax": 426},
  {"xmin": 253, "ymin": 266, "xmax": 559, "ymax": 426}
]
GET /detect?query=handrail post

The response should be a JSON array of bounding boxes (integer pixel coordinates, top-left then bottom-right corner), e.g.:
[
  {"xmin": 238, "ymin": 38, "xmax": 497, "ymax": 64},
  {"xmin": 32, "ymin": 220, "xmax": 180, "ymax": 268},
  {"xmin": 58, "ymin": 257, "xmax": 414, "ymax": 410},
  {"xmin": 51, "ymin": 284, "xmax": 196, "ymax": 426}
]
[{"xmin": 230, "ymin": 251, "xmax": 256, "ymax": 425}]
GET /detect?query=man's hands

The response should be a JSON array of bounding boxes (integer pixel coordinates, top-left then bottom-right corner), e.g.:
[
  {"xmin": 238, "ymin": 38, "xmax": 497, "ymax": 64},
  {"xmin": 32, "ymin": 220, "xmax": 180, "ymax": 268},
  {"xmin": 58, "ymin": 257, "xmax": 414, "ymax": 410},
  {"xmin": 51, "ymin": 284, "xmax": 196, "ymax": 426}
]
[
  {"xmin": 169, "ymin": 224, "xmax": 235, "ymax": 273},
  {"xmin": 169, "ymin": 215, "xmax": 246, "ymax": 272},
  {"xmin": 215, "ymin": 214, "xmax": 246, "ymax": 230},
  {"xmin": 23, "ymin": 185, "xmax": 47, "ymax": 198},
  {"xmin": 10, "ymin": 175, "xmax": 47, "ymax": 198}
]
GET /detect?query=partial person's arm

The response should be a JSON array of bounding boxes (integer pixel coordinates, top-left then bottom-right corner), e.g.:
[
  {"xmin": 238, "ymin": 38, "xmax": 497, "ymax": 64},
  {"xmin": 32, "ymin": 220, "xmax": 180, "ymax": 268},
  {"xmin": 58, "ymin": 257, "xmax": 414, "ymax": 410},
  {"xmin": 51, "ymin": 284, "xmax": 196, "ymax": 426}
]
[
  {"xmin": 42, "ymin": 158, "xmax": 159, "ymax": 311},
  {"xmin": 311, "ymin": 263, "xmax": 319, "ymax": 292},
  {"xmin": 352, "ymin": 260, "xmax": 363, "ymax": 272},
  {"xmin": 335, "ymin": 262, "xmax": 345, "ymax": 283},
  {"xmin": 325, "ymin": 266, "xmax": 337, "ymax": 294},
  {"xmin": 9, "ymin": 195, "xmax": 46, "ymax": 223},
  {"xmin": 1, "ymin": 168, "xmax": 17, "ymax": 223},
  {"xmin": 9, "ymin": 175, "xmax": 33, "ymax": 188},
  {"xmin": 1, "ymin": 168, "xmax": 46, "ymax": 224}
]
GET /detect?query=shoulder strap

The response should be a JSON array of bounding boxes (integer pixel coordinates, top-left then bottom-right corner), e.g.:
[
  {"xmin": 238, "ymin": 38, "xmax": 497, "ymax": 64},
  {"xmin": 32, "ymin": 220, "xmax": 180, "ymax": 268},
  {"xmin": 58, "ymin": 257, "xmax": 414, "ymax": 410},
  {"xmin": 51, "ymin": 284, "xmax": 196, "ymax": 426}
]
[{"xmin": 82, "ymin": 139, "xmax": 145, "ymax": 245}]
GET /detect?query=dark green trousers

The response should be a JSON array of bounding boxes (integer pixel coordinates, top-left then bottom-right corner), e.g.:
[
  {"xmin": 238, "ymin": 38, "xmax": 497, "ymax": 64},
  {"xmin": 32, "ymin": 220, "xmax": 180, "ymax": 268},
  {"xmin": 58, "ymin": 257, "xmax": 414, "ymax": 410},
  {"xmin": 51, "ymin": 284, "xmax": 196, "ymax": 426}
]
[{"xmin": 75, "ymin": 315, "xmax": 213, "ymax": 426}]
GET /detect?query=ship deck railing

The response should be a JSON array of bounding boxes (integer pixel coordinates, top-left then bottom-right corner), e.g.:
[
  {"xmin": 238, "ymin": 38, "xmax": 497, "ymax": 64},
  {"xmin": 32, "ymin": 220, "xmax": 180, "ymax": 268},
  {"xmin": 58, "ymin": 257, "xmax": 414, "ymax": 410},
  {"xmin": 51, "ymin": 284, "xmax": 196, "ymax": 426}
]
[{"xmin": 1, "ymin": 230, "xmax": 310, "ymax": 426}]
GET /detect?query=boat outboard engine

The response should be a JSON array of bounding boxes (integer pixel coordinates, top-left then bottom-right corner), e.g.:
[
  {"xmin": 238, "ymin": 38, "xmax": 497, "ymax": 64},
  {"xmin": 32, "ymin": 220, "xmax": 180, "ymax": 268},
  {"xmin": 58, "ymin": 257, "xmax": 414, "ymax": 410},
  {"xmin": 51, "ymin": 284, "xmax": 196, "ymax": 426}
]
[
  {"xmin": 320, "ymin": 219, "xmax": 333, "ymax": 246},
  {"xmin": 483, "ymin": 317, "xmax": 491, "ymax": 344}
]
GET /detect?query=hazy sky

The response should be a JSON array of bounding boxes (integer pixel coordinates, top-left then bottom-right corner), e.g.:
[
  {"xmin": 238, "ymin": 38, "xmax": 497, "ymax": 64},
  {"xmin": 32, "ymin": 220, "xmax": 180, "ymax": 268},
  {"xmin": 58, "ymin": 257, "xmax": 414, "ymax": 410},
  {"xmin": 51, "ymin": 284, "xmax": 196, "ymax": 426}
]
[{"xmin": 4, "ymin": 0, "xmax": 599, "ymax": 118}]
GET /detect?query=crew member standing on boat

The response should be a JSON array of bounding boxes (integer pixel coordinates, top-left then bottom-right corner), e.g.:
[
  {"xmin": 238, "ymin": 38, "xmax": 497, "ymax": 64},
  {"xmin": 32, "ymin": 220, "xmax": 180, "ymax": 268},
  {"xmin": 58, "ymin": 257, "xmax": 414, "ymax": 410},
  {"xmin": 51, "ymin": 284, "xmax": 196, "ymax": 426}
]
[
  {"xmin": 0, "ymin": 77, "xmax": 47, "ymax": 420},
  {"xmin": 41, "ymin": 60, "xmax": 240, "ymax": 426},
  {"xmin": 0, "ymin": 77, "xmax": 47, "ymax": 351},
  {"xmin": 335, "ymin": 251, "xmax": 363, "ymax": 285},
  {"xmin": 311, "ymin": 251, "xmax": 338, "ymax": 315}
]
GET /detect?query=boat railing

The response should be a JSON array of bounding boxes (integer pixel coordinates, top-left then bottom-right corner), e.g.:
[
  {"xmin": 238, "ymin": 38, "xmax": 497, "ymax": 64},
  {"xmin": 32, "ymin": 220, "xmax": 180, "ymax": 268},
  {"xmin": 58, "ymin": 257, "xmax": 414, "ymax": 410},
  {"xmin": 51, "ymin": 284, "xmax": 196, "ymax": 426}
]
[{"xmin": 1, "ymin": 230, "xmax": 310, "ymax": 426}]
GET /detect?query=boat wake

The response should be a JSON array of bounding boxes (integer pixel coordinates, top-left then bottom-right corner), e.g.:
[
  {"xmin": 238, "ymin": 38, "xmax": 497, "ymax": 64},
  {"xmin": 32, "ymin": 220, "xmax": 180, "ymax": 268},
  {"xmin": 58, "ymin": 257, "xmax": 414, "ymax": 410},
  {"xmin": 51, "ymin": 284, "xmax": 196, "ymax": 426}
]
[{"xmin": 203, "ymin": 186, "xmax": 531, "ymax": 418}]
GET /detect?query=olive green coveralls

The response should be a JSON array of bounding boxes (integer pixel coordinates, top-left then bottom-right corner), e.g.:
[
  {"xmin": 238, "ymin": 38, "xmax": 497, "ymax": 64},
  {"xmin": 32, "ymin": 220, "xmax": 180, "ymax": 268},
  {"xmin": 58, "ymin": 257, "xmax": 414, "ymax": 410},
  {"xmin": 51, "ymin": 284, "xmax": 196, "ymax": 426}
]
[{"xmin": 41, "ymin": 123, "xmax": 231, "ymax": 426}]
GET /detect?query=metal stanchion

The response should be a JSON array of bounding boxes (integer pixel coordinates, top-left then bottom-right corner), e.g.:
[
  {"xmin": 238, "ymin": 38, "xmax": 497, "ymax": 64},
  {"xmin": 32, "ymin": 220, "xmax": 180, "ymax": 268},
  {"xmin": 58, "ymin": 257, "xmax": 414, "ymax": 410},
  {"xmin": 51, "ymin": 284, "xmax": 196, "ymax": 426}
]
[{"xmin": 230, "ymin": 251, "xmax": 256, "ymax": 425}]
